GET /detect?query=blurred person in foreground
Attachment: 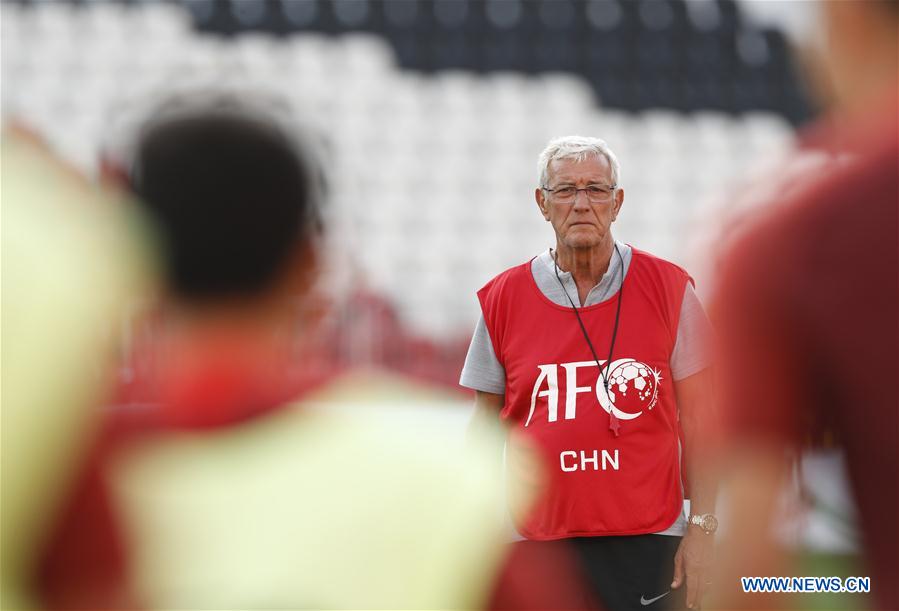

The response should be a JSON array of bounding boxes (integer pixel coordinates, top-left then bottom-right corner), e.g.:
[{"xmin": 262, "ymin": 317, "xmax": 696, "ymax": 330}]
[
  {"xmin": 1, "ymin": 129, "xmax": 151, "ymax": 609},
  {"xmin": 711, "ymin": 1, "xmax": 898, "ymax": 609},
  {"xmin": 33, "ymin": 98, "xmax": 590, "ymax": 610},
  {"xmin": 461, "ymin": 136, "xmax": 718, "ymax": 610}
]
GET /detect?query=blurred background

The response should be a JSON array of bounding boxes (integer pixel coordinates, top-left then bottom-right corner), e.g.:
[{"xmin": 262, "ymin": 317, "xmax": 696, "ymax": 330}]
[
  {"xmin": 0, "ymin": 1, "xmax": 865, "ymax": 608},
  {"xmin": 0, "ymin": 0, "xmax": 807, "ymax": 348}
]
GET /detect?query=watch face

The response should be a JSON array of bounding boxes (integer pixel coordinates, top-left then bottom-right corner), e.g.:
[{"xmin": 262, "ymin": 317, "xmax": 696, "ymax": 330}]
[{"xmin": 702, "ymin": 514, "xmax": 719, "ymax": 533}]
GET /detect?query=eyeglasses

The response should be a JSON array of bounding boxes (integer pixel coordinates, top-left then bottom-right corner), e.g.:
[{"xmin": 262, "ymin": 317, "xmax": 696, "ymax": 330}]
[{"xmin": 542, "ymin": 184, "xmax": 617, "ymax": 204}]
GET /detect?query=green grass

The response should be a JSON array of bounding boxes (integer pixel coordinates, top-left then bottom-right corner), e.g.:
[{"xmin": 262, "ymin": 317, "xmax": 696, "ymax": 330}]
[{"xmin": 786, "ymin": 552, "xmax": 874, "ymax": 611}]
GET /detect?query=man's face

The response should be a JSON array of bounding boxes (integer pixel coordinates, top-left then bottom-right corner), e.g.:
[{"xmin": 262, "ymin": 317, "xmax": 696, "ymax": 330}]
[{"xmin": 535, "ymin": 155, "xmax": 624, "ymax": 250}]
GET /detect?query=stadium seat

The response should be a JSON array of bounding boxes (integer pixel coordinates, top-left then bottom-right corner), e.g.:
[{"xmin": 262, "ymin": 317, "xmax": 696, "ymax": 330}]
[{"xmin": 1, "ymin": 0, "xmax": 801, "ymax": 340}]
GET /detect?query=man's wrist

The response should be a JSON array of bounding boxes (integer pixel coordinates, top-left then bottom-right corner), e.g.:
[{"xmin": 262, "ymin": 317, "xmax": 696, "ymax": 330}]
[{"xmin": 688, "ymin": 512, "xmax": 719, "ymax": 534}]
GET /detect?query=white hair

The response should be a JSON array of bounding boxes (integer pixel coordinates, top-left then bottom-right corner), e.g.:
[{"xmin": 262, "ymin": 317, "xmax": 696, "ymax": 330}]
[{"xmin": 537, "ymin": 135, "xmax": 621, "ymax": 188}]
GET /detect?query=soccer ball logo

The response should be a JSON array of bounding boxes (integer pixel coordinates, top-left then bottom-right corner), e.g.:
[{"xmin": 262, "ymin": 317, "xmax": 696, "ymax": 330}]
[{"xmin": 605, "ymin": 358, "xmax": 662, "ymax": 415}]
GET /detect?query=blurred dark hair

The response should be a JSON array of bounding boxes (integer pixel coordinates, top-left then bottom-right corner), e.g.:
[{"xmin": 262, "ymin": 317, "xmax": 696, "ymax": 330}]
[{"xmin": 132, "ymin": 110, "xmax": 321, "ymax": 302}]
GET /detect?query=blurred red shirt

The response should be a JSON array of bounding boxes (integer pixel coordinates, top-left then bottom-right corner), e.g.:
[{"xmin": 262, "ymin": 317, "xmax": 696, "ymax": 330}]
[{"xmin": 714, "ymin": 93, "xmax": 898, "ymax": 610}]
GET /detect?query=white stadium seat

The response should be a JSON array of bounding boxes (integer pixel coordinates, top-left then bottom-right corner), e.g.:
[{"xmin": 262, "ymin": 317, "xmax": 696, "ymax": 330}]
[{"xmin": 1, "ymin": 1, "xmax": 796, "ymax": 340}]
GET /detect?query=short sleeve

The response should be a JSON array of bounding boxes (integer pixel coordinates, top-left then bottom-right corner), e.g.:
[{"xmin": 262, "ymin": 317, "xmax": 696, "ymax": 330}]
[
  {"xmin": 459, "ymin": 314, "xmax": 506, "ymax": 395},
  {"xmin": 670, "ymin": 283, "xmax": 714, "ymax": 381}
]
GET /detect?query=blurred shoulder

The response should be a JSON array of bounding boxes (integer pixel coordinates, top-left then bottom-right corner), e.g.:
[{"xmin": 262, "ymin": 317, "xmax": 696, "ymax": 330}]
[{"xmin": 630, "ymin": 246, "xmax": 691, "ymax": 283}]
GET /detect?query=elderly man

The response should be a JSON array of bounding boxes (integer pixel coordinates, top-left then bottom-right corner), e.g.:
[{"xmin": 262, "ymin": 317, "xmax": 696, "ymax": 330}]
[{"xmin": 461, "ymin": 136, "xmax": 717, "ymax": 611}]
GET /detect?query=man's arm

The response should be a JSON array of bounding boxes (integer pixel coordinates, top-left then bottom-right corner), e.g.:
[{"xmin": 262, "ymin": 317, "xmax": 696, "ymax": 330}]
[
  {"xmin": 671, "ymin": 368, "xmax": 719, "ymax": 609},
  {"xmin": 473, "ymin": 391, "xmax": 504, "ymax": 419}
]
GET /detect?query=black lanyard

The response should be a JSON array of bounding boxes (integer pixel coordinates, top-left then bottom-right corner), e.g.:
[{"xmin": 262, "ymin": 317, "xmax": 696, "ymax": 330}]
[{"xmin": 553, "ymin": 244, "xmax": 625, "ymax": 436}]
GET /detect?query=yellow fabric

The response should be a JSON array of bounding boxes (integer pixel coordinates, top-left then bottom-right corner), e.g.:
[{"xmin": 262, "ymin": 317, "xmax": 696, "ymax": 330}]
[
  {"xmin": 1, "ymin": 131, "xmax": 152, "ymax": 608},
  {"xmin": 111, "ymin": 370, "xmax": 516, "ymax": 609}
]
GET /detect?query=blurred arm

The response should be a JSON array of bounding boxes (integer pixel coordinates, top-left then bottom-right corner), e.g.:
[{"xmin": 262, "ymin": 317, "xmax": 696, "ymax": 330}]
[{"xmin": 709, "ymin": 442, "xmax": 793, "ymax": 609}]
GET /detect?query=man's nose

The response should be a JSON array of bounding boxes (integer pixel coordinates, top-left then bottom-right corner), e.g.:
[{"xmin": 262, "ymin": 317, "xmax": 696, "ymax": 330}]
[{"xmin": 572, "ymin": 189, "xmax": 591, "ymax": 209}]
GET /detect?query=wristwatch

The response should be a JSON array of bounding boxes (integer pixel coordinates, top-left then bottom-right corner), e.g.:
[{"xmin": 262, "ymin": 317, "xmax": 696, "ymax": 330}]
[{"xmin": 688, "ymin": 513, "xmax": 719, "ymax": 534}]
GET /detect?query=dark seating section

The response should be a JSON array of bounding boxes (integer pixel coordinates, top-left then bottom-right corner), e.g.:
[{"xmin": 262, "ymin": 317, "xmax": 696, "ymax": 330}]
[
  {"xmin": 6, "ymin": 0, "xmax": 813, "ymax": 123},
  {"xmin": 164, "ymin": 0, "xmax": 812, "ymax": 124}
]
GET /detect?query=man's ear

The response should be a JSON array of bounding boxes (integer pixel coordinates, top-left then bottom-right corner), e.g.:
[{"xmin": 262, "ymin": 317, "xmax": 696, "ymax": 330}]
[
  {"xmin": 279, "ymin": 238, "xmax": 326, "ymax": 329},
  {"xmin": 284, "ymin": 238, "xmax": 320, "ymax": 297},
  {"xmin": 612, "ymin": 187, "xmax": 624, "ymax": 222},
  {"xmin": 535, "ymin": 187, "xmax": 550, "ymax": 220}
]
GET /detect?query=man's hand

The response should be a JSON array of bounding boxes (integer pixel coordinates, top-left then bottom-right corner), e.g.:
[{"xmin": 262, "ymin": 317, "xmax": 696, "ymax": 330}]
[{"xmin": 671, "ymin": 528, "xmax": 715, "ymax": 609}]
